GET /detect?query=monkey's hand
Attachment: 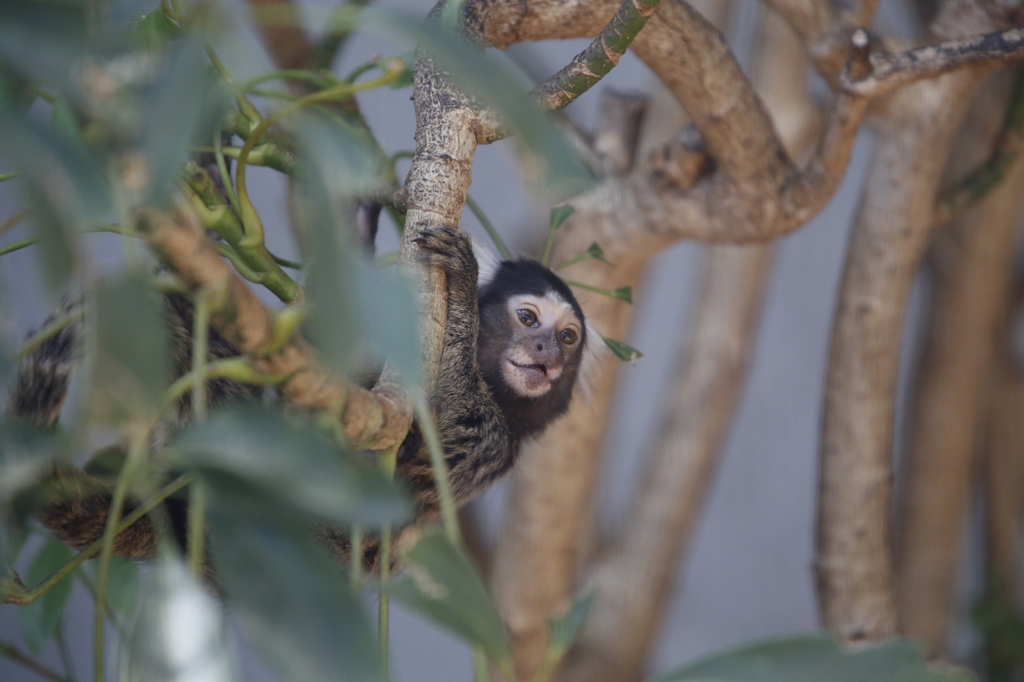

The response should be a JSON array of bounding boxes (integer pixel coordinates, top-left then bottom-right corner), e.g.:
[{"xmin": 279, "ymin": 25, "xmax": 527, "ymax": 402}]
[{"xmin": 411, "ymin": 227, "xmax": 478, "ymax": 290}]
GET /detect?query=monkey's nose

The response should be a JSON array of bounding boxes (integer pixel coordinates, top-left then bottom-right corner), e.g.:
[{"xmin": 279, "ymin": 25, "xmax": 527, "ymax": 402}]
[{"xmin": 534, "ymin": 341, "xmax": 544, "ymax": 352}]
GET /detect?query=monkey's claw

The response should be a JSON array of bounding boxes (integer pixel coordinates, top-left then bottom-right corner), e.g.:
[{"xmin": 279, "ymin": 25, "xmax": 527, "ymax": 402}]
[{"xmin": 412, "ymin": 227, "xmax": 476, "ymax": 280}]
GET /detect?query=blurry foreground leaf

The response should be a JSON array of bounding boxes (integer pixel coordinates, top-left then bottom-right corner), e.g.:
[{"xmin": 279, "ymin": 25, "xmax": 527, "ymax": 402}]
[
  {"xmin": 0, "ymin": 426, "xmax": 70, "ymax": 568},
  {"xmin": 84, "ymin": 274, "xmax": 168, "ymax": 424},
  {"xmin": 547, "ymin": 589, "xmax": 596, "ymax": 655},
  {"xmin": 360, "ymin": 9, "xmax": 595, "ymax": 201},
  {"xmin": 649, "ymin": 635, "xmax": 974, "ymax": 682},
  {"xmin": 295, "ymin": 116, "xmax": 418, "ymax": 380},
  {"xmin": 106, "ymin": 556, "xmax": 140, "ymax": 621},
  {"xmin": 205, "ymin": 482, "xmax": 383, "ymax": 682},
  {"xmin": 141, "ymin": 40, "xmax": 230, "ymax": 207},
  {"xmin": 174, "ymin": 409, "xmax": 410, "ymax": 527},
  {"xmin": 391, "ymin": 529, "xmax": 513, "ymax": 672},
  {"xmin": 18, "ymin": 536, "xmax": 74, "ymax": 653},
  {"xmin": 123, "ymin": 555, "xmax": 235, "ymax": 682},
  {"xmin": 128, "ymin": 7, "xmax": 184, "ymax": 50},
  {"xmin": 0, "ymin": 1, "xmax": 91, "ymax": 97},
  {"xmin": 0, "ymin": 112, "xmax": 110, "ymax": 291}
]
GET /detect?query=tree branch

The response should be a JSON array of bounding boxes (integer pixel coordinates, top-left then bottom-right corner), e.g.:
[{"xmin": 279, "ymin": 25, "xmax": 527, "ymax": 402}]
[{"xmin": 136, "ymin": 203, "xmax": 413, "ymax": 450}]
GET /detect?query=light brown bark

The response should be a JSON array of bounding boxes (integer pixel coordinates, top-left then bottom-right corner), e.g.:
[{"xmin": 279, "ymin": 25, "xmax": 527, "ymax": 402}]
[
  {"xmin": 896, "ymin": 72, "xmax": 1024, "ymax": 652},
  {"xmin": 815, "ymin": 0, "xmax": 1010, "ymax": 640},
  {"xmin": 561, "ymin": 9, "xmax": 817, "ymax": 682}
]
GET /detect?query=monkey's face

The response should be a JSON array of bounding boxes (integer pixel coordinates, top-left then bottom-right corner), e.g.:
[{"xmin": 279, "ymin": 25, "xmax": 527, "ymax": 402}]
[{"xmin": 494, "ymin": 293, "xmax": 584, "ymax": 398}]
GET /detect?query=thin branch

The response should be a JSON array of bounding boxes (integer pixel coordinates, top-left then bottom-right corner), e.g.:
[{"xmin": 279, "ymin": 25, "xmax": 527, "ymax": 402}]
[
  {"xmin": 842, "ymin": 27, "xmax": 1024, "ymax": 98},
  {"xmin": 476, "ymin": 0, "xmax": 662, "ymax": 143}
]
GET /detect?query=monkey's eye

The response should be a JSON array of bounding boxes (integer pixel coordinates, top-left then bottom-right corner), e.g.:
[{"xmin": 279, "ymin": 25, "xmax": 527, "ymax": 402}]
[
  {"xmin": 517, "ymin": 309, "xmax": 537, "ymax": 327},
  {"xmin": 560, "ymin": 328, "xmax": 578, "ymax": 345}
]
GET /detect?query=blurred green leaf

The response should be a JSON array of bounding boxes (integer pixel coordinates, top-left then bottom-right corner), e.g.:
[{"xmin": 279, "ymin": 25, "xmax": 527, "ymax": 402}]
[
  {"xmin": 549, "ymin": 204, "xmax": 575, "ymax": 231},
  {"xmin": 359, "ymin": 10, "xmax": 595, "ymax": 201},
  {"xmin": 106, "ymin": 556, "xmax": 140, "ymax": 620},
  {"xmin": 0, "ymin": 111, "xmax": 110, "ymax": 291},
  {"xmin": 391, "ymin": 529, "xmax": 513, "ymax": 671},
  {"xmin": 601, "ymin": 334, "xmax": 643, "ymax": 364},
  {"xmin": 83, "ymin": 445, "xmax": 129, "ymax": 481},
  {"xmin": 0, "ymin": 426, "xmax": 70, "ymax": 568},
  {"xmin": 293, "ymin": 115, "xmax": 419, "ymax": 379},
  {"xmin": 127, "ymin": 7, "xmax": 183, "ymax": 50},
  {"xmin": 50, "ymin": 97, "xmax": 78, "ymax": 138},
  {"xmin": 649, "ymin": 635, "xmax": 974, "ymax": 682},
  {"xmin": 547, "ymin": 589, "xmax": 596, "ymax": 655},
  {"xmin": 173, "ymin": 409, "xmax": 410, "ymax": 527},
  {"xmin": 205, "ymin": 480, "xmax": 383, "ymax": 682},
  {"xmin": 0, "ymin": 1, "xmax": 91, "ymax": 98},
  {"xmin": 122, "ymin": 555, "xmax": 235, "ymax": 682},
  {"xmin": 385, "ymin": 52, "xmax": 414, "ymax": 89},
  {"xmin": 18, "ymin": 536, "xmax": 74, "ymax": 653},
  {"xmin": 141, "ymin": 40, "xmax": 230, "ymax": 207},
  {"xmin": 84, "ymin": 274, "xmax": 168, "ymax": 423}
]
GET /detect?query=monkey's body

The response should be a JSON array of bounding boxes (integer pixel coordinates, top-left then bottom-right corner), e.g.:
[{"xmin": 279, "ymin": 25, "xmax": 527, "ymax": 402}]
[{"xmin": 8, "ymin": 228, "xmax": 594, "ymax": 569}]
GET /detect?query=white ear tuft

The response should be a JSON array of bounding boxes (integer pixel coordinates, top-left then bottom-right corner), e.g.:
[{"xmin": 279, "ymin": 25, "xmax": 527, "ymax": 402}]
[
  {"xmin": 577, "ymin": 318, "xmax": 609, "ymax": 402},
  {"xmin": 473, "ymin": 237, "xmax": 502, "ymax": 288}
]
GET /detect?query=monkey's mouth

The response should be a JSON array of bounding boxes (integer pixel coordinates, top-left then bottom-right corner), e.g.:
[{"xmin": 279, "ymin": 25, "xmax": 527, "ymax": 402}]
[
  {"xmin": 503, "ymin": 358, "xmax": 553, "ymax": 397},
  {"xmin": 510, "ymin": 360, "xmax": 547, "ymax": 377}
]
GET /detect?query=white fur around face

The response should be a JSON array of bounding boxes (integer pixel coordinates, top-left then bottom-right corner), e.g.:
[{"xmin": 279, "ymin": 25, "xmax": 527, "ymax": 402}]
[{"xmin": 500, "ymin": 293, "xmax": 582, "ymax": 397}]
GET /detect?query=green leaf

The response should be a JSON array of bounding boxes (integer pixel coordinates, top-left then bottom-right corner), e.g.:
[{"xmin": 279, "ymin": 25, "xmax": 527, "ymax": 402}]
[
  {"xmin": 205, "ymin": 480, "xmax": 383, "ymax": 682},
  {"xmin": 385, "ymin": 52, "xmax": 414, "ymax": 89},
  {"xmin": 0, "ymin": 1, "xmax": 91, "ymax": 97},
  {"xmin": 84, "ymin": 274, "xmax": 168, "ymax": 424},
  {"xmin": 141, "ymin": 40, "xmax": 231, "ymax": 207},
  {"xmin": 50, "ymin": 97, "xmax": 78, "ymax": 138},
  {"xmin": 649, "ymin": 635, "xmax": 975, "ymax": 682},
  {"xmin": 0, "ymin": 426, "xmax": 70, "ymax": 568},
  {"xmin": 18, "ymin": 536, "xmax": 75, "ymax": 653},
  {"xmin": 0, "ymin": 112, "xmax": 110, "ymax": 291},
  {"xmin": 390, "ymin": 529, "xmax": 513, "ymax": 672},
  {"xmin": 127, "ymin": 7, "xmax": 183, "ymax": 50},
  {"xmin": 359, "ymin": 10, "xmax": 595, "ymax": 201},
  {"xmin": 547, "ymin": 589, "xmax": 596, "ymax": 655},
  {"xmin": 106, "ymin": 556, "xmax": 140, "ymax": 620},
  {"xmin": 122, "ymin": 554, "xmax": 235, "ymax": 682},
  {"xmin": 83, "ymin": 445, "xmax": 129, "ymax": 481},
  {"xmin": 549, "ymin": 204, "xmax": 575, "ymax": 231},
  {"xmin": 294, "ymin": 116, "xmax": 418, "ymax": 380},
  {"xmin": 173, "ymin": 409, "xmax": 410, "ymax": 527},
  {"xmin": 601, "ymin": 334, "xmax": 643, "ymax": 364}
]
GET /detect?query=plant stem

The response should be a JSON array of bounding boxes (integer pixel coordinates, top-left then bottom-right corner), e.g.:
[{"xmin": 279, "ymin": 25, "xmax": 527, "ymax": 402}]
[
  {"xmin": 0, "ymin": 207, "xmax": 29, "ymax": 237},
  {"xmin": 0, "ymin": 172, "xmax": 18, "ymax": 183},
  {"xmin": 466, "ymin": 196, "xmax": 510, "ymax": 260},
  {"xmin": 241, "ymin": 70, "xmax": 334, "ymax": 90},
  {"xmin": 93, "ymin": 429, "xmax": 146, "ymax": 682},
  {"xmin": 413, "ymin": 397, "xmax": 461, "ymax": 544},
  {"xmin": 213, "ymin": 134, "xmax": 241, "ymax": 217},
  {"xmin": 377, "ymin": 444, "xmax": 398, "ymax": 678}
]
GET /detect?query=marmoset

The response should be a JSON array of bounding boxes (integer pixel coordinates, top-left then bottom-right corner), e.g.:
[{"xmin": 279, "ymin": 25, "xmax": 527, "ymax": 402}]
[{"xmin": 7, "ymin": 226, "xmax": 599, "ymax": 568}]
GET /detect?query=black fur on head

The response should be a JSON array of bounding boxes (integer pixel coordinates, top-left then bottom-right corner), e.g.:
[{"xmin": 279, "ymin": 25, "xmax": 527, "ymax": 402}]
[{"xmin": 476, "ymin": 258, "xmax": 589, "ymax": 442}]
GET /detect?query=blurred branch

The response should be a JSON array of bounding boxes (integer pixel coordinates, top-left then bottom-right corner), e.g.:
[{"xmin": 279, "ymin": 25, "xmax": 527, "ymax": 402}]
[
  {"xmin": 895, "ymin": 72, "xmax": 1024, "ymax": 653},
  {"xmin": 245, "ymin": 0, "xmax": 315, "ymax": 75},
  {"xmin": 562, "ymin": 10, "xmax": 816, "ymax": 681},
  {"xmin": 476, "ymin": 0, "xmax": 662, "ymax": 143},
  {"xmin": 492, "ymin": 91, "xmax": 648, "ymax": 682},
  {"xmin": 135, "ymin": 202, "xmax": 413, "ymax": 450},
  {"xmin": 815, "ymin": 0, "xmax": 1011, "ymax": 643},
  {"xmin": 935, "ymin": 69, "xmax": 1024, "ymax": 225}
]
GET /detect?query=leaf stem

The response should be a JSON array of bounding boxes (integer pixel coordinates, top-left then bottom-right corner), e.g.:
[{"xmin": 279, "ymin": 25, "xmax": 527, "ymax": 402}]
[
  {"xmin": 349, "ymin": 525, "xmax": 364, "ymax": 590},
  {"xmin": 413, "ymin": 397, "xmax": 461, "ymax": 544},
  {"xmin": 465, "ymin": 196, "xmax": 510, "ymax": 260},
  {"xmin": 93, "ymin": 429, "xmax": 147, "ymax": 682},
  {"xmin": 17, "ymin": 310, "xmax": 85, "ymax": 358},
  {"xmin": 0, "ymin": 640, "xmax": 68, "ymax": 682}
]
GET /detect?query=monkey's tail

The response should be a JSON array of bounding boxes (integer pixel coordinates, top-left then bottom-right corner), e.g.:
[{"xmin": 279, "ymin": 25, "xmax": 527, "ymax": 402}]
[
  {"xmin": 6, "ymin": 297, "xmax": 82, "ymax": 428},
  {"xmin": 6, "ymin": 298, "xmax": 171, "ymax": 561}
]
